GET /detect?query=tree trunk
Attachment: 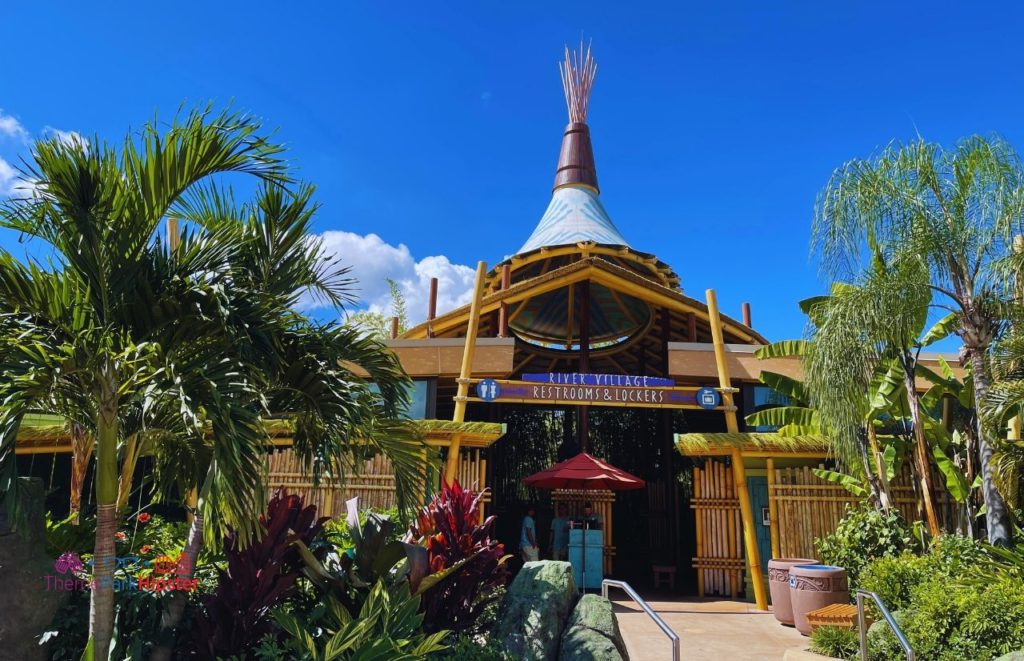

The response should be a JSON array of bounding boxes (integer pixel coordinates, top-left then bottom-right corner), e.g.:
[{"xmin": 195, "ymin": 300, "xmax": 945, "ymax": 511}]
[
  {"xmin": 150, "ymin": 461, "xmax": 213, "ymax": 661},
  {"xmin": 89, "ymin": 377, "xmax": 119, "ymax": 659},
  {"xmin": 967, "ymin": 349, "xmax": 1013, "ymax": 546},
  {"xmin": 866, "ymin": 423, "xmax": 893, "ymax": 512},
  {"xmin": 902, "ymin": 361, "xmax": 942, "ymax": 537},
  {"xmin": 149, "ymin": 511, "xmax": 203, "ymax": 661}
]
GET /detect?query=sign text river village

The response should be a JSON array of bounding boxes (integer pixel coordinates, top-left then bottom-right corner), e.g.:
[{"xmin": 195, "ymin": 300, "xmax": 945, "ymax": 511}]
[{"xmin": 469, "ymin": 373, "xmax": 724, "ymax": 410}]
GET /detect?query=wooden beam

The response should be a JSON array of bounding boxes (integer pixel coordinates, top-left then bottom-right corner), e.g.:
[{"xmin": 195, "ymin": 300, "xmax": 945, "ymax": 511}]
[
  {"xmin": 409, "ymin": 262, "xmax": 757, "ymax": 342},
  {"xmin": 498, "ymin": 264, "xmax": 511, "ymax": 337},
  {"xmin": 427, "ymin": 277, "xmax": 438, "ymax": 338},
  {"xmin": 708, "ymin": 287, "xmax": 766, "ymax": 611},
  {"xmin": 446, "ymin": 261, "xmax": 488, "ymax": 484},
  {"xmin": 565, "ymin": 282, "xmax": 575, "ymax": 349}
]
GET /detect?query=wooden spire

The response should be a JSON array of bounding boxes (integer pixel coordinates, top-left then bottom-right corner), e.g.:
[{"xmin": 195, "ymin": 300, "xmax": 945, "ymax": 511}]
[
  {"xmin": 554, "ymin": 41, "xmax": 599, "ymax": 192},
  {"xmin": 560, "ymin": 40, "xmax": 597, "ymax": 124}
]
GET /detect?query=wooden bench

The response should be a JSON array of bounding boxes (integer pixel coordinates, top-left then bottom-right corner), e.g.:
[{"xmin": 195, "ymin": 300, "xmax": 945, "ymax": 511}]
[
  {"xmin": 651, "ymin": 564, "xmax": 676, "ymax": 590},
  {"xmin": 806, "ymin": 603, "xmax": 871, "ymax": 632}
]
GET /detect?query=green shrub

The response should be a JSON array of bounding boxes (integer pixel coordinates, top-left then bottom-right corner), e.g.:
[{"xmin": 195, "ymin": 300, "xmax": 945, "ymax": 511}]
[
  {"xmin": 926, "ymin": 533, "xmax": 987, "ymax": 578},
  {"xmin": 859, "ymin": 535, "xmax": 985, "ymax": 613},
  {"xmin": 868, "ymin": 576, "xmax": 1024, "ymax": 661},
  {"xmin": 815, "ymin": 505, "xmax": 915, "ymax": 589},
  {"xmin": 810, "ymin": 625, "xmax": 859, "ymax": 660},
  {"xmin": 859, "ymin": 553, "xmax": 929, "ymax": 611}
]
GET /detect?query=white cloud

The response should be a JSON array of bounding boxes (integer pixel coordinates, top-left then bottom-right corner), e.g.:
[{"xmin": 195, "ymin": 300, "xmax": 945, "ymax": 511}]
[
  {"xmin": 0, "ymin": 157, "xmax": 40, "ymax": 199},
  {"xmin": 0, "ymin": 110, "xmax": 28, "ymax": 141},
  {"xmin": 312, "ymin": 231, "xmax": 476, "ymax": 324},
  {"xmin": 43, "ymin": 126, "xmax": 87, "ymax": 151}
]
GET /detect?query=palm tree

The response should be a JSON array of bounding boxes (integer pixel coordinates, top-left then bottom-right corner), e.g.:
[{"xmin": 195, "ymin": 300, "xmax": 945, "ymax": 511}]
[
  {"xmin": 802, "ymin": 260, "xmax": 946, "ymax": 536},
  {"xmin": 0, "ymin": 108, "xmax": 287, "ymax": 658},
  {"xmin": 146, "ymin": 185, "xmax": 430, "ymax": 659},
  {"xmin": 812, "ymin": 136, "xmax": 1024, "ymax": 546}
]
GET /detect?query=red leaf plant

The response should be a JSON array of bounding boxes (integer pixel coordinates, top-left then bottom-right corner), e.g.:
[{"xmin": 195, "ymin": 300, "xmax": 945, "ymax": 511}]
[
  {"xmin": 405, "ymin": 480, "xmax": 511, "ymax": 633},
  {"xmin": 190, "ymin": 488, "xmax": 328, "ymax": 659}
]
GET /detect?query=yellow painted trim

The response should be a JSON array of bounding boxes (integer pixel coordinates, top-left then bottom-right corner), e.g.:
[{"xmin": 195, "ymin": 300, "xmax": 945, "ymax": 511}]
[
  {"xmin": 446, "ymin": 261, "xmax": 488, "ymax": 483},
  {"xmin": 709, "ymin": 288, "xmax": 766, "ymax": 611}
]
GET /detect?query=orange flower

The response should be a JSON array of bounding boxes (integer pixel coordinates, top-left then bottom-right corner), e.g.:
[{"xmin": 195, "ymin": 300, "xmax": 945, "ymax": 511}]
[
  {"xmin": 138, "ymin": 512, "xmax": 151, "ymax": 524},
  {"xmin": 140, "ymin": 544, "xmax": 152, "ymax": 554}
]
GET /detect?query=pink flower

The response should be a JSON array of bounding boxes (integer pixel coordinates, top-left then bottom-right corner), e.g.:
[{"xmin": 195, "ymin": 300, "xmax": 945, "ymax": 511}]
[
  {"xmin": 139, "ymin": 545, "xmax": 152, "ymax": 554},
  {"xmin": 138, "ymin": 512, "xmax": 151, "ymax": 524},
  {"xmin": 115, "ymin": 531, "xmax": 127, "ymax": 542}
]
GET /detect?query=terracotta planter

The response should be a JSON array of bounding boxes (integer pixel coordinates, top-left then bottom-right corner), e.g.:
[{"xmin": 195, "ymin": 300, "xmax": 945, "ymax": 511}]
[
  {"xmin": 767, "ymin": 558, "xmax": 817, "ymax": 626},
  {"xmin": 789, "ymin": 564, "xmax": 849, "ymax": 636}
]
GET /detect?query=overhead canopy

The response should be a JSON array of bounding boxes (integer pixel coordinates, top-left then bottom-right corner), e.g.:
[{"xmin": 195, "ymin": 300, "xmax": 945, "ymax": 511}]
[
  {"xmin": 510, "ymin": 278, "xmax": 650, "ymax": 346},
  {"xmin": 675, "ymin": 432, "xmax": 829, "ymax": 456},
  {"xmin": 524, "ymin": 451, "xmax": 645, "ymax": 491},
  {"xmin": 15, "ymin": 418, "xmax": 506, "ymax": 454}
]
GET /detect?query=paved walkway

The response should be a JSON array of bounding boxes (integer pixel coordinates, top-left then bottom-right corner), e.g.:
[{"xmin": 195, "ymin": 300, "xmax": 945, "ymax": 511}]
[{"xmin": 612, "ymin": 596, "xmax": 808, "ymax": 660}]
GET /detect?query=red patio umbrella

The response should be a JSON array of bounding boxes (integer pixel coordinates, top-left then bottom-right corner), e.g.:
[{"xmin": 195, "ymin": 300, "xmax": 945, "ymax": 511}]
[
  {"xmin": 523, "ymin": 452, "xmax": 644, "ymax": 591},
  {"xmin": 523, "ymin": 452, "xmax": 646, "ymax": 491}
]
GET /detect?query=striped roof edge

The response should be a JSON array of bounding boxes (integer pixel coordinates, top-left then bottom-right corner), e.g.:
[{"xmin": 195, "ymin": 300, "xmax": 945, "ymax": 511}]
[{"xmin": 675, "ymin": 432, "xmax": 829, "ymax": 455}]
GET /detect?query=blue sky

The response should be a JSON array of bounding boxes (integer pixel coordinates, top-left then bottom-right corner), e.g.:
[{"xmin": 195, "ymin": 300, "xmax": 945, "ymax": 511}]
[{"xmin": 2, "ymin": 2, "xmax": 1023, "ymax": 344}]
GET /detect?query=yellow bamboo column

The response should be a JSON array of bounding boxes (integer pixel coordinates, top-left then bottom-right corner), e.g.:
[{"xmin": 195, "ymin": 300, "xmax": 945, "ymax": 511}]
[
  {"xmin": 445, "ymin": 261, "xmax": 488, "ymax": 484},
  {"xmin": 766, "ymin": 457, "xmax": 780, "ymax": 560},
  {"xmin": 706, "ymin": 288, "xmax": 767, "ymax": 610}
]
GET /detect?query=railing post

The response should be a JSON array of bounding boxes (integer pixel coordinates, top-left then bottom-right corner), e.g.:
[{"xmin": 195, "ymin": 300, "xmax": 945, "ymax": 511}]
[
  {"xmin": 856, "ymin": 589, "xmax": 913, "ymax": 661},
  {"xmin": 857, "ymin": 591, "xmax": 868, "ymax": 661}
]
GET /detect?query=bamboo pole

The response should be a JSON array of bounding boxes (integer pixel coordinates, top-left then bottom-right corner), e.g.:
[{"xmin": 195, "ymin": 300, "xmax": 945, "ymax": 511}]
[
  {"xmin": 694, "ymin": 463, "xmax": 705, "ymax": 596},
  {"xmin": 766, "ymin": 458, "xmax": 780, "ymax": 560},
  {"xmin": 707, "ymin": 288, "xmax": 766, "ymax": 609},
  {"xmin": 726, "ymin": 466, "xmax": 738, "ymax": 598},
  {"xmin": 445, "ymin": 261, "xmax": 487, "ymax": 484}
]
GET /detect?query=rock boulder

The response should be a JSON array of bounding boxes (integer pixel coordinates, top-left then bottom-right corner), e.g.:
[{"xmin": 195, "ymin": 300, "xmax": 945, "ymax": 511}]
[
  {"xmin": 558, "ymin": 593, "xmax": 629, "ymax": 660},
  {"xmin": 495, "ymin": 560, "xmax": 578, "ymax": 660}
]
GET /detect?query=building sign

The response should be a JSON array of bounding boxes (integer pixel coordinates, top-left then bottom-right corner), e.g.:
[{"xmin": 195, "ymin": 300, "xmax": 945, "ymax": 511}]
[
  {"xmin": 521, "ymin": 373, "xmax": 675, "ymax": 388},
  {"xmin": 476, "ymin": 379, "xmax": 501, "ymax": 402},
  {"xmin": 695, "ymin": 386, "xmax": 721, "ymax": 410},
  {"xmin": 465, "ymin": 378, "xmax": 732, "ymax": 411}
]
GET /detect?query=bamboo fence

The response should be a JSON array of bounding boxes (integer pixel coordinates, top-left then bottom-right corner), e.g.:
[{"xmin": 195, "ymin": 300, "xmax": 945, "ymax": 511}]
[
  {"xmin": 691, "ymin": 458, "xmax": 744, "ymax": 598},
  {"xmin": 266, "ymin": 448, "xmax": 490, "ymax": 518},
  {"xmin": 771, "ymin": 463, "xmax": 956, "ymax": 559},
  {"xmin": 693, "ymin": 458, "xmax": 958, "ymax": 597}
]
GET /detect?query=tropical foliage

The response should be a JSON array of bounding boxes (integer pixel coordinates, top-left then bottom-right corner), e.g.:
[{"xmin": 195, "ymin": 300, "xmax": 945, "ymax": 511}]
[
  {"xmin": 405, "ymin": 480, "xmax": 511, "ymax": 634},
  {"xmin": 0, "ymin": 108, "xmax": 436, "ymax": 658},
  {"xmin": 811, "ymin": 135, "xmax": 1024, "ymax": 545}
]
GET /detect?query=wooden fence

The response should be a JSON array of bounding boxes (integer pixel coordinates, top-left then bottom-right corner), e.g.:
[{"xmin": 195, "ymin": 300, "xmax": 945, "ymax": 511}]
[
  {"xmin": 771, "ymin": 464, "xmax": 957, "ymax": 559},
  {"xmin": 691, "ymin": 459, "xmax": 744, "ymax": 597},
  {"xmin": 693, "ymin": 458, "xmax": 958, "ymax": 597},
  {"xmin": 266, "ymin": 447, "xmax": 489, "ymax": 518}
]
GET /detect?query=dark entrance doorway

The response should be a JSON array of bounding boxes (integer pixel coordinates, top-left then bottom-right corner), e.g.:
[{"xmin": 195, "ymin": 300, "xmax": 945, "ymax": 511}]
[{"xmin": 486, "ymin": 404, "xmax": 699, "ymax": 589}]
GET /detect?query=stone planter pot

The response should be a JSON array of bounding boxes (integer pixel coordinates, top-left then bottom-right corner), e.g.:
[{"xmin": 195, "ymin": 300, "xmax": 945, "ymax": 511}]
[
  {"xmin": 789, "ymin": 564, "xmax": 849, "ymax": 636},
  {"xmin": 768, "ymin": 558, "xmax": 817, "ymax": 626}
]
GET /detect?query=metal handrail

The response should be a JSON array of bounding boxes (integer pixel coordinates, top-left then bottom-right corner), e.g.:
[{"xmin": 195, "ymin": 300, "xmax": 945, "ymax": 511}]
[
  {"xmin": 601, "ymin": 579, "xmax": 680, "ymax": 661},
  {"xmin": 856, "ymin": 589, "xmax": 913, "ymax": 661}
]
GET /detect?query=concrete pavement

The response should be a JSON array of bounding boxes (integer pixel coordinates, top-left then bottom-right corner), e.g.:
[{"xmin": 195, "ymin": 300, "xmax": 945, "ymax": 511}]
[{"xmin": 612, "ymin": 596, "xmax": 810, "ymax": 660}]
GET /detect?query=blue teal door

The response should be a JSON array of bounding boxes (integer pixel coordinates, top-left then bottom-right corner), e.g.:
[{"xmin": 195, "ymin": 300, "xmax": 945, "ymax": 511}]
[{"xmin": 747, "ymin": 477, "xmax": 771, "ymax": 570}]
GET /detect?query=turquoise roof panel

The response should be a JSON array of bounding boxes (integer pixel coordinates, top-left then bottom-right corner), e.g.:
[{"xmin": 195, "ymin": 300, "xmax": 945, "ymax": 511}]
[{"xmin": 518, "ymin": 185, "xmax": 629, "ymax": 253}]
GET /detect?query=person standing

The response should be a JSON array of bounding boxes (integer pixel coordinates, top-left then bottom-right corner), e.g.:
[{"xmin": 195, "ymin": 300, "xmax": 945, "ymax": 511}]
[
  {"xmin": 550, "ymin": 503, "xmax": 570, "ymax": 560},
  {"xmin": 520, "ymin": 504, "xmax": 539, "ymax": 562}
]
